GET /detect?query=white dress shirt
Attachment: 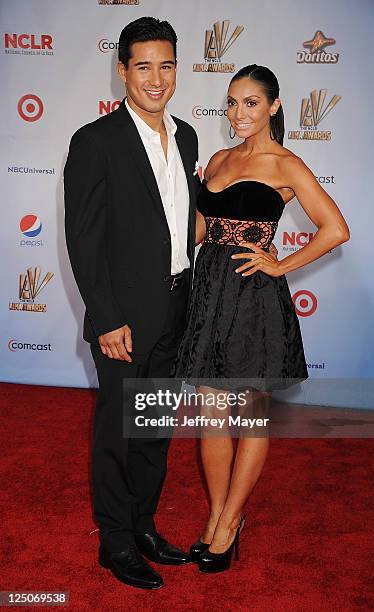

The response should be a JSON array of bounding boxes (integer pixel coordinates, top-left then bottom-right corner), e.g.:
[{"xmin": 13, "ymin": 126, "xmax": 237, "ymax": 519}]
[{"xmin": 125, "ymin": 99, "xmax": 190, "ymax": 275}]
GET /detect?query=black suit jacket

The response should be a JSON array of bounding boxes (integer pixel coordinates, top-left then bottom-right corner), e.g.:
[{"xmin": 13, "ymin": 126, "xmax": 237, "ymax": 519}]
[{"xmin": 64, "ymin": 99, "xmax": 199, "ymax": 353}]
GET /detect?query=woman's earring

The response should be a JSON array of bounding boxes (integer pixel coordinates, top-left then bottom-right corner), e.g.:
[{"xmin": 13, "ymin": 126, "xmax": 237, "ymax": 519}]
[{"xmin": 229, "ymin": 125, "xmax": 236, "ymax": 140}]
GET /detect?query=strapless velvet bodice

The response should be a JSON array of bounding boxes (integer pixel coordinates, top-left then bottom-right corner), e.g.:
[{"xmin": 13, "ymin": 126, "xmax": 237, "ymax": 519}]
[{"xmin": 198, "ymin": 180, "xmax": 285, "ymax": 249}]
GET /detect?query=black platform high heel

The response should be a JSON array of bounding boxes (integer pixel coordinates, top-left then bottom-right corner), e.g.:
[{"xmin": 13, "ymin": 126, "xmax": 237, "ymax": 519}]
[
  {"xmin": 189, "ymin": 539, "xmax": 210, "ymax": 563},
  {"xmin": 198, "ymin": 516, "xmax": 246, "ymax": 573}
]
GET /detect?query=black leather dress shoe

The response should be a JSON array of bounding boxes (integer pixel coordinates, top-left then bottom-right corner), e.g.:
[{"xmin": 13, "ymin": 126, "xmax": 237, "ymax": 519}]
[
  {"xmin": 99, "ymin": 544, "xmax": 163, "ymax": 589},
  {"xmin": 190, "ymin": 539, "xmax": 210, "ymax": 563},
  {"xmin": 135, "ymin": 532, "xmax": 192, "ymax": 565}
]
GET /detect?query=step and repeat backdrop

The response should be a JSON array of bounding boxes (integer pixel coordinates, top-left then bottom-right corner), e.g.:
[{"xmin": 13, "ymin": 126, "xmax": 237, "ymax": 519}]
[{"xmin": 1, "ymin": 0, "xmax": 373, "ymax": 408}]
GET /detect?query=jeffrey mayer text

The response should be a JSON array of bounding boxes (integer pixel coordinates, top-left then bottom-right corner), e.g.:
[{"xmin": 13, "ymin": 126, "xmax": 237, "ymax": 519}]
[{"xmin": 134, "ymin": 415, "xmax": 270, "ymax": 429}]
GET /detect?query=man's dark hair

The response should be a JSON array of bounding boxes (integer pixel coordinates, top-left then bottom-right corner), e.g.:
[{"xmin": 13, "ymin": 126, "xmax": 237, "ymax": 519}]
[{"xmin": 118, "ymin": 17, "xmax": 177, "ymax": 67}]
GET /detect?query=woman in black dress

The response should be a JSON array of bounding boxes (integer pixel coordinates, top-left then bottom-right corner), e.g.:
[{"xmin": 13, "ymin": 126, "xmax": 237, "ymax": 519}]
[{"xmin": 174, "ymin": 65, "xmax": 349, "ymax": 573}]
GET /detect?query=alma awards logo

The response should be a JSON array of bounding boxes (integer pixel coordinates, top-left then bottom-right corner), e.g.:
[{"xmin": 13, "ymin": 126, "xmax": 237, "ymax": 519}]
[
  {"xmin": 98, "ymin": 0, "xmax": 139, "ymax": 4},
  {"xmin": 193, "ymin": 20, "xmax": 244, "ymax": 73},
  {"xmin": 9, "ymin": 267, "xmax": 54, "ymax": 313},
  {"xmin": 288, "ymin": 89, "xmax": 341, "ymax": 141},
  {"xmin": 297, "ymin": 31, "xmax": 339, "ymax": 64}
]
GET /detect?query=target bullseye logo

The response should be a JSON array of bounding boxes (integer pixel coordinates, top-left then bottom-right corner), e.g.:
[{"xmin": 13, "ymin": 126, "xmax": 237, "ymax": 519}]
[
  {"xmin": 20, "ymin": 215, "xmax": 42, "ymax": 237},
  {"xmin": 18, "ymin": 94, "xmax": 44, "ymax": 122},
  {"xmin": 292, "ymin": 290, "xmax": 318, "ymax": 317}
]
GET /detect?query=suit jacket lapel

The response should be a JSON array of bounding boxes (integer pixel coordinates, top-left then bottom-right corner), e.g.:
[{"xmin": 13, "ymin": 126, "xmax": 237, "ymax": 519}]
[
  {"xmin": 175, "ymin": 128, "xmax": 196, "ymax": 261},
  {"xmin": 114, "ymin": 100, "xmax": 196, "ymax": 256},
  {"xmin": 115, "ymin": 100, "xmax": 169, "ymax": 227},
  {"xmin": 175, "ymin": 129, "xmax": 194, "ymax": 205}
]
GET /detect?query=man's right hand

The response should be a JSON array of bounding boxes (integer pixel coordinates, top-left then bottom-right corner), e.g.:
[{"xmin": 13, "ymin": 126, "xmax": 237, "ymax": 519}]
[{"xmin": 99, "ymin": 325, "xmax": 133, "ymax": 362}]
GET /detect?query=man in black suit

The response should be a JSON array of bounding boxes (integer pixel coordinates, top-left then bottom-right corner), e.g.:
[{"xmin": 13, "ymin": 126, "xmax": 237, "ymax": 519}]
[{"xmin": 64, "ymin": 17, "xmax": 199, "ymax": 589}]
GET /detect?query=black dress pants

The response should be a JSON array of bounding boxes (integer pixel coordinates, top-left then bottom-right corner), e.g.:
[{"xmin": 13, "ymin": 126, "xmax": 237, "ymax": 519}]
[{"xmin": 90, "ymin": 274, "xmax": 188, "ymax": 552}]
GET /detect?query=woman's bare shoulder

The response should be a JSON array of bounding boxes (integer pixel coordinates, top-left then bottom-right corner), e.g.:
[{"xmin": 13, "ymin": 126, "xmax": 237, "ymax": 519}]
[
  {"xmin": 274, "ymin": 145, "xmax": 309, "ymax": 174},
  {"xmin": 204, "ymin": 148, "xmax": 231, "ymax": 179},
  {"xmin": 273, "ymin": 143, "xmax": 300, "ymax": 160}
]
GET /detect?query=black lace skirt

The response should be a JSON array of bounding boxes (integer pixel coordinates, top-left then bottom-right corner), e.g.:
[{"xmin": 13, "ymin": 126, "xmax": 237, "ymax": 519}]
[{"xmin": 173, "ymin": 242, "xmax": 308, "ymax": 392}]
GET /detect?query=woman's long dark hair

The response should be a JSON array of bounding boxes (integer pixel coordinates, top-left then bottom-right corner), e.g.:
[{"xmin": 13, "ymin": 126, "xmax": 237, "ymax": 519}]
[{"xmin": 230, "ymin": 64, "xmax": 284, "ymax": 145}]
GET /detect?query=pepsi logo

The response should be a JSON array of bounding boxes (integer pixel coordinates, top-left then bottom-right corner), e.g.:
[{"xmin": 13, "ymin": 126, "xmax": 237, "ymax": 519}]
[
  {"xmin": 292, "ymin": 290, "xmax": 318, "ymax": 317},
  {"xmin": 20, "ymin": 215, "xmax": 42, "ymax": 237},
  {"xmin": 18, "ymin": 94, "xmax": 44, "ymax": 122}
]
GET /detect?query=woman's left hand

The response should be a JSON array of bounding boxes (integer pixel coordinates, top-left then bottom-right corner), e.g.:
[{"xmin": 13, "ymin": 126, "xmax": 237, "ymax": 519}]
[{"xmin": 231, "ymin": 242, "xmax": 284, "ymax": 277}]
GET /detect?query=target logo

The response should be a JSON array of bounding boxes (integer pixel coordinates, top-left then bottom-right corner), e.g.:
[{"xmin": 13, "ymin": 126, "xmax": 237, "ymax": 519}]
[
  {"xmin": 18, "ymin": 94, "xmax": 44, "ymax": 122},
  {"xmin": 292, "ymin": 290, "xmax": 318, "ymax": 317},
  {"xmin": 20, "ymin": 215, "xmax": 42, "ymax": 237}
]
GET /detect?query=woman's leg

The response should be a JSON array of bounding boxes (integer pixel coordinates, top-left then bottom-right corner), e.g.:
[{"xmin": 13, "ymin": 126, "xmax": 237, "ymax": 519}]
[
  {"xmin": 197, "ymin": 386, "xmax": 234, "ymax": 543},
  {"xmin": 208, "ymin": 391, "xmax": 271, "ymax": 552}
]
